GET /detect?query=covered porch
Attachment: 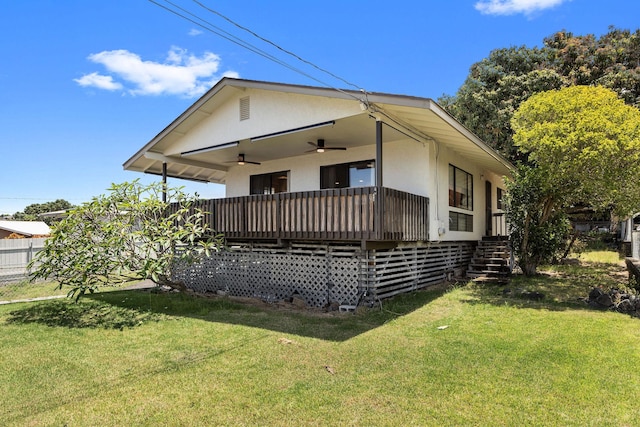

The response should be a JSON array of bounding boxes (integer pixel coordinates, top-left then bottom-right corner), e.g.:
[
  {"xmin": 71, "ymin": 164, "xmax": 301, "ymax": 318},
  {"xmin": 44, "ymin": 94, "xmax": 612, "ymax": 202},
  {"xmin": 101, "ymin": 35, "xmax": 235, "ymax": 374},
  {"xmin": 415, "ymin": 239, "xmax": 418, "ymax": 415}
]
[{"xmin": 176, "ymin": 185, "xmax": 429, "ymax": 244}]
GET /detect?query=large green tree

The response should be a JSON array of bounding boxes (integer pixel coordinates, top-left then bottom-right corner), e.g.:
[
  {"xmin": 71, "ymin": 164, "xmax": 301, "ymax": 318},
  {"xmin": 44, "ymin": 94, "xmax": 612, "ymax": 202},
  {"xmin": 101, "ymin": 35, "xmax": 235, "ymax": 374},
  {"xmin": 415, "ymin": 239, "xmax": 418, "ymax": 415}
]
[
  {"xmin": 440, "ymin": 27, "xmax": 640, "ymax": 161},
  {"xmin": 13, "ymin": 199, "xmax": 73, "ymax": 223},
  {"xmin": 506, "ymin": 86, "xmax": 640, "ymax": 274},
  {"xmin": 503, "ymin": 165, "xmax": 570, "ymax": 276},
  {"xmin": 440, "ymin": 47, "xmax": 566, "ymax": 160},
  {"xmin": 30, "ymin": 181, "xmax": 223, "ymax": 300}
]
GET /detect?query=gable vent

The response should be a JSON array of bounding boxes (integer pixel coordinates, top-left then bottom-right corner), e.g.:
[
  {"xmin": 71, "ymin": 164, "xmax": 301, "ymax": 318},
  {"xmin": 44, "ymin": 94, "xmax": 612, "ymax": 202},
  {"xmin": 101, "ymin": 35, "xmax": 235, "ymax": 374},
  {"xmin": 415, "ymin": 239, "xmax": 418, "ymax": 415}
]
[{"xmin": 239, "ymin": 96, "xmax": 250, "ymax": 121}]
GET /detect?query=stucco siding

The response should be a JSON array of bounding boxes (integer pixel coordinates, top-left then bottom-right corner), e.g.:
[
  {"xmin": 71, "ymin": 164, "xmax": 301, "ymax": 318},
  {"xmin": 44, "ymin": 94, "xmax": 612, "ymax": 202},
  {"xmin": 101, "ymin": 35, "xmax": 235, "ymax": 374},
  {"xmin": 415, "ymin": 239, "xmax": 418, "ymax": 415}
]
[
  {"xmin": 167, "ymin": 88, "xmax": 362, "ymax": 156},
  {"xmin": 433, "ymin": 144, "xmax": 507, "ymax": 242},
  {"xmin": 224, "ymin": 136, "xmax": 507, "ymax": 243}
]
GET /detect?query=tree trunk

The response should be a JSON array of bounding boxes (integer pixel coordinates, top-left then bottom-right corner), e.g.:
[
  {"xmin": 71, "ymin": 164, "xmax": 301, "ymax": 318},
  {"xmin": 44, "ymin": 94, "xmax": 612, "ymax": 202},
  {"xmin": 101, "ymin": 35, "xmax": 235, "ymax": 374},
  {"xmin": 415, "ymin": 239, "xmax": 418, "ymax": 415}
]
[
  {"xmin": 562, "ymin": 229, "xmax": 580, "ymax": 260},
  {"xmin": 156, "ymin": 274, "xmax": 188, "ymax": 292},
  {"xmin": 520, "ymin": 259, "xmax": 538, "ymax": 276},
  {"xmin": 518, "ymin": 212, "xmax": 538, "ymax": 275}
]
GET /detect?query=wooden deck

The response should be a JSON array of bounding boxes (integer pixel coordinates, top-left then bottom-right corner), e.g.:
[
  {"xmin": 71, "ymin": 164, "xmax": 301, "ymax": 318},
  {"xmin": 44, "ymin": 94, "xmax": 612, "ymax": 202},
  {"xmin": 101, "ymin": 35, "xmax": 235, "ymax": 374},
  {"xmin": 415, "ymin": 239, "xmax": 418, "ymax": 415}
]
[{"xmin": 175, "ymin": 186, "xmax": 429, "ymax": 242}]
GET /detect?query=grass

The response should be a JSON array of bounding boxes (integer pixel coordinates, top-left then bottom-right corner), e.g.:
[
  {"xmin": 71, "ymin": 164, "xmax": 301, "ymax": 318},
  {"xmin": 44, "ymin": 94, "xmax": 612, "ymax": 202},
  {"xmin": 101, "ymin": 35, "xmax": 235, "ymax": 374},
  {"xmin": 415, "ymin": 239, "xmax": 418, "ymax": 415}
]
[
  {"xmin": 0, "ymin": 279, "xmax": 141, "ymax": 303},
  {"xmin": 0, "ymin": 280, "xmax": 69, "ymax": 301},
  {"xmin": 1, "ymin": 250, "xmax": 639, "ymax": 426}
]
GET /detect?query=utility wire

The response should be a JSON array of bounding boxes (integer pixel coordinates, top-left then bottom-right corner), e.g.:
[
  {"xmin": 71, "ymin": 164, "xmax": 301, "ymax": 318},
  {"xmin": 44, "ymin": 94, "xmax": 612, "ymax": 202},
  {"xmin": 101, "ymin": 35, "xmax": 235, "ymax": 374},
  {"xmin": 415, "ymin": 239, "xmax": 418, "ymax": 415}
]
[
  {"xmin": 150, "ymin": 1, "xmax": 295, "ymax": 71},
  {"xmin": 192, "ymin": 0, "xmax": 364, "ymax": 92},
  {"xmin": 148, "ymin": 0, "xmax": 365, "ymax": 103}
]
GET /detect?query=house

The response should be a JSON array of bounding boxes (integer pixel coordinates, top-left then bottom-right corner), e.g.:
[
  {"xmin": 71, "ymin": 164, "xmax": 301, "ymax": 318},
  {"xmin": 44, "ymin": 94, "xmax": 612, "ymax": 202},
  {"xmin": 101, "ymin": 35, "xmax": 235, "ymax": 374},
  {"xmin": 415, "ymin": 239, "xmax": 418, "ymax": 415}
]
[
  {"xmin": 124, "ymin": 78, "xmax": 513, "ymax": 307},
  {"xmin": 0, "ymin": 220, "xmax": 51, "ymax": 239}
]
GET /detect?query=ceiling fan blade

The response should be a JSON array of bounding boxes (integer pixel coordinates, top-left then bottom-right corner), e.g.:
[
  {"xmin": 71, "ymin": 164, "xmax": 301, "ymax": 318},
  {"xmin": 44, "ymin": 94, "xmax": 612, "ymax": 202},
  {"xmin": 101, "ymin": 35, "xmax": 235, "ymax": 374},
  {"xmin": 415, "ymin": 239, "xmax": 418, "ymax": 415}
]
[
  {"xmin": 235, "ymin": 153, "xmax": 261, "ymax": 165},
  {"xmin": 325, "ymin": 146, "xmax": 347, "ymax": 151},
  {"xmin": 307, "ymin": 141, "xmax": 318, "ymax": 147}
]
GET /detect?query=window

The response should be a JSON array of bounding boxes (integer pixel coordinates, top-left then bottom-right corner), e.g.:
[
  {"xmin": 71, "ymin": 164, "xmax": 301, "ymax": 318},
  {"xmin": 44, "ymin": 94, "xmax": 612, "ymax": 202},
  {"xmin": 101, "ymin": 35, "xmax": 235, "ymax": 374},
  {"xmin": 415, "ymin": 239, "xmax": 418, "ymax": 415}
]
[
  {"xmin": 250, "ymin": 171, "xmax": 288, "ymax": 195},
  {"xmin": 449, "ymin": 165, "xmax": 473, "ymax": 210},
  {"xmin": 450, "ymin": 211, "xmax": 473, "ymax": 232},
  {"xmin": 497, "ymin": 187, "xmax": 504, "ymax": 210},
  {"xmin": 320, "ymin": 160, "xmax": 375, "ymax": 189}
]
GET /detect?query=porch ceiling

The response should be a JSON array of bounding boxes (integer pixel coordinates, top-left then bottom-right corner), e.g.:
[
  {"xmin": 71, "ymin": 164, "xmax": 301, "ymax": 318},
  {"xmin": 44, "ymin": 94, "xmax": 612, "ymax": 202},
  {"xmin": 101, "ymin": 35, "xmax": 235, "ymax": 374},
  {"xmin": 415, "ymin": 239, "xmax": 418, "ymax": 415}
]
[
  {"xmin": 123, "ymin": 78, "xmax": 513, "ymax": 184},
  {"xmin": 371, "ymin": 102, "xmax": 513, "ymax": 177},
  {"xmin": 127, "ymin": 112, "xmax": 408, "ymax": 184}
]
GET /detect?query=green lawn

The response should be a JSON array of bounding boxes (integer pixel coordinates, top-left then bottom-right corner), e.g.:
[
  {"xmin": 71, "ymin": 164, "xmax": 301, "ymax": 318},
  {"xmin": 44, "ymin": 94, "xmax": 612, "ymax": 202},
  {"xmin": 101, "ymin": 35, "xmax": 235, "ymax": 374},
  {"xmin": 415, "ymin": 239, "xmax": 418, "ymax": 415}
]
[
  {"xmin": 0, "ymin": 279, "xmax": 140, "ymax": 303},
  {"xmin": 1, "ymin": 251, "xmax": 639, "ymax": 426},
  {"xmin": 0, "ymin": 280, "xmax": 68, "ymax": 302}
]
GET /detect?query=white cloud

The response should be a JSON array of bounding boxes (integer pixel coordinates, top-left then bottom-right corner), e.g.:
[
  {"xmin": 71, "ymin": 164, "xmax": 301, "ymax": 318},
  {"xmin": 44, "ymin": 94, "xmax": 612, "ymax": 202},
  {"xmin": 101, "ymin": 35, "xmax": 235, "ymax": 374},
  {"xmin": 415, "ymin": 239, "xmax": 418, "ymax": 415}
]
[
  {"xmin": 75, "ymin": 47, "xmax": 238, "ymax": 97},
  {"xmin": 73, "ymin": 72, "xmax": 123, "ymax": 91},
  {"xmin": 475, "ymin": 0, "xmax": 568, "ymax": 16},
  {"xmin": 188, "ymin": 28, "xmax": 203, "ymax": 36}
]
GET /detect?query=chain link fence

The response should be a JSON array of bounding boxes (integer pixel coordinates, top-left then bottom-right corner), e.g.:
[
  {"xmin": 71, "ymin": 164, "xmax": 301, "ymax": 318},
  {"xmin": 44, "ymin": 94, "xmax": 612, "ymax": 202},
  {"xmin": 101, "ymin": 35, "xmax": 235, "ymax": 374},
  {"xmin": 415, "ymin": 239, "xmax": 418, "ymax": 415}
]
[{"xmin": 0, "ymin": 238, "xmax": 64, "ymax": 302}]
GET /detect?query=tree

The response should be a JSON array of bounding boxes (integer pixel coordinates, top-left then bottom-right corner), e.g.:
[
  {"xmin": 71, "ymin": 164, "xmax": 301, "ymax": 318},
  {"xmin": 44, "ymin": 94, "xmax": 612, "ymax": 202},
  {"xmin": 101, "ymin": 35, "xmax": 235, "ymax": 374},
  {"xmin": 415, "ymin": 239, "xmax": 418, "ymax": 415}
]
[
  {"xmin": 13, "ymin": 199, "xmax": 74, "ymax": 223},
  {"xmin": 29, "ymin": 181, "xmax": 223, "ymax": 300},
  {"xmin": 506, "ymin": 86, "xmax": 640, "ymax": 274},
  {"xmin": 440, "ymin": 27, "xmax": 640, "ymax": 161},
  {"xmin": 504, "ymin": 165, "xmax": 570, "ymax": 275}
]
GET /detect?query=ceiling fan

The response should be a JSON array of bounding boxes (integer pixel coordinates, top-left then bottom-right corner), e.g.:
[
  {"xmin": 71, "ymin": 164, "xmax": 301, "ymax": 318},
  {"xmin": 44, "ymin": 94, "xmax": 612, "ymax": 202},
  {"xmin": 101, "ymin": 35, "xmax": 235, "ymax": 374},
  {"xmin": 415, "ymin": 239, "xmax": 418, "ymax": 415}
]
[
  {"xmin": 307, "ymin": 139, "xmax": 346, "ymax": 153},
  {"xmin": 235, "ymin": 153, "xmax": 260, "ymax": 165}
]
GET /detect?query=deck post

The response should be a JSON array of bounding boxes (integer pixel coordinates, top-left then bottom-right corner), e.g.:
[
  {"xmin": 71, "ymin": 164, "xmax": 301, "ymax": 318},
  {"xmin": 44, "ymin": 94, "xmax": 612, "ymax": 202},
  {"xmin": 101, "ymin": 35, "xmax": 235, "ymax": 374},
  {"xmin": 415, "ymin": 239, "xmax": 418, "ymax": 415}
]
[
  {"xmin": 162, "ymin": 162, "xmax": 167, "ymax": 203},
  {"xmin": 376, "ymin": 119, "xmax": 383, "ymax": 187}
]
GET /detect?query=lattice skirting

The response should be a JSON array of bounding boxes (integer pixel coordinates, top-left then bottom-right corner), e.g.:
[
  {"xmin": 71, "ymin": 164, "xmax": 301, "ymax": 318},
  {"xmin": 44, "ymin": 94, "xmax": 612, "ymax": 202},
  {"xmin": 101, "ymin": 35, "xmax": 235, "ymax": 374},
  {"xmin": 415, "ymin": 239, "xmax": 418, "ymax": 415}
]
[
  {"xmin": 173, "ymin": 242, "xmax": 362, "ymax": 308},
  {"xmin": 173, "ymin": 241, "xmax": 475, "ymax": 308},
  {"xmin": 365, "ymin": 242, "xmax": 475, "ymax": 301}
]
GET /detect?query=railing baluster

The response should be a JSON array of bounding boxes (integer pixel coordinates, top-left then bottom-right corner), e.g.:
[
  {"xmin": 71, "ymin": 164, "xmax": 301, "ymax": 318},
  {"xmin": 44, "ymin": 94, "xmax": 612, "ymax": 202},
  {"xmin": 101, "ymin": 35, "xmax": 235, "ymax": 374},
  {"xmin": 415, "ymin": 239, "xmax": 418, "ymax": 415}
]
[{"xmin": 169, "ymin": 186, "xmax": 429, "ymax": 242}]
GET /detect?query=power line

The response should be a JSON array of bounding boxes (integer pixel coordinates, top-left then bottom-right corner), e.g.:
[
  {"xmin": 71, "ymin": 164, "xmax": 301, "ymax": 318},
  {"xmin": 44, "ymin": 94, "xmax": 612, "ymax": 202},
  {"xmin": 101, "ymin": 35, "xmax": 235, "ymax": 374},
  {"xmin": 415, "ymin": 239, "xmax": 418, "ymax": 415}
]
[
  {"xmin": 0, "ymin": 197, "xmax": 84, "ymax": 201},
  {"xmin": 148, "ymin": 0, "xmax": 366, "ymax": 103},
  {"xmin": 191, "ymin": 0, "xmax": 364, "ymax": 92},
  {"xmin": 151, "ymin": 1, "xmax": 291, "ymax": 69}
]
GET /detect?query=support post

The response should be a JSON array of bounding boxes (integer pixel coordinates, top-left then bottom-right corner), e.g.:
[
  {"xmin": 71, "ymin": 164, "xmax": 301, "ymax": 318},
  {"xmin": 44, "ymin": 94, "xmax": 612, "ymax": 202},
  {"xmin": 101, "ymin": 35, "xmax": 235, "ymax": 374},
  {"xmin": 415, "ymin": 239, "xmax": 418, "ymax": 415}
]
[
  {"xmin": 162, "ymin": 162, "xmax": 167, "ymax": 203},
  {"xmin": 376, "ymin": 119, "xmax": 383, "ymax": 187}
]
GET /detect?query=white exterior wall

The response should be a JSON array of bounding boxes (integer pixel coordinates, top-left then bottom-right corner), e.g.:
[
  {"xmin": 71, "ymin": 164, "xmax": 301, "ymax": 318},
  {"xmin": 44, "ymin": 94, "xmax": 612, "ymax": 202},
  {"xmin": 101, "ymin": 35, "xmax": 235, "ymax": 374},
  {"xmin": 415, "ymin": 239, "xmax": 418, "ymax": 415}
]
[
  {"xmin": 167, "ymin": 89, "xmax": 362, "ymax": 156},
  {"xmin": 382, "ymin": 139, "xmax": 431, "ymax": 197},
  {"xmin": 226, "ymin": 135, "xmax": 505, "ymax": 241},
  {"xmin": 158, "ymin": 85, "xmax": 510, "ymax": 243},
  {"xmin": 224, "ymin": 134, "xmax": 507, "ymax": 243},
  {"xmin": 225, "ymin": 138, "xmax": 432, "ymax": 197},
  {"xmin": 225, "ymin": 144, "xmax": 377, "ymax": 196},
  {"xmin": 430, "ymin": 144, "xmax": 507, "ymax": 242}
]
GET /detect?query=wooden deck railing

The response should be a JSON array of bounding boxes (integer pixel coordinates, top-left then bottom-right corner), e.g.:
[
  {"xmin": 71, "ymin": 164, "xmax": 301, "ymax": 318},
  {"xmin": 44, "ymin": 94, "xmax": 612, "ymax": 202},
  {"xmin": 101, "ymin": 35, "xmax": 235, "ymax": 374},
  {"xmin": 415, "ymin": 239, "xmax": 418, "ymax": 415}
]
[{"xmin": 173, "ymin": 186, "xmax": 429, "ymax": 242}]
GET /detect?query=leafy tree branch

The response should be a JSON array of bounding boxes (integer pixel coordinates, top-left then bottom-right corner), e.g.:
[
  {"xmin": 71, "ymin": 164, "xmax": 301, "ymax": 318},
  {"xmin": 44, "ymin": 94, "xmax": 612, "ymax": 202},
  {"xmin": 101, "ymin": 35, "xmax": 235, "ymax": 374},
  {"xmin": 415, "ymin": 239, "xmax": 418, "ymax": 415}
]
[{"xmin": 29, "ymin": 181, "xmax": 223, "ymax": 300}]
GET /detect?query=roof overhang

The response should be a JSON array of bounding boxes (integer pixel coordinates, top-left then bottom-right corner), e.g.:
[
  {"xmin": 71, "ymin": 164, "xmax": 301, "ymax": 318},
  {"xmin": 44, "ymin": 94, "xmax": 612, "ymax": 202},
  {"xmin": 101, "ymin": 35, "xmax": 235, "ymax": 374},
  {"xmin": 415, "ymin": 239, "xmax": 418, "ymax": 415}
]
[{"xmin": 124, "ymin": 78, "xmax": 514, "ymax": 183}]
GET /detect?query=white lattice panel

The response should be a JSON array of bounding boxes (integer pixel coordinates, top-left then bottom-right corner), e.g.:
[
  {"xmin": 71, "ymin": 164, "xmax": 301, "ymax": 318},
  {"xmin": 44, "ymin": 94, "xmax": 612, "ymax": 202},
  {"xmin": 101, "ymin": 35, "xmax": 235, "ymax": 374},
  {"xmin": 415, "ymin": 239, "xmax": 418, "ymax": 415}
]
[
  {"xmin": 173, "ymin": 244, "xmax": 362, "ymax": 307},
  {"xmin": 173, "ymin": 241, "xmax": 475, "ymax": 308}
]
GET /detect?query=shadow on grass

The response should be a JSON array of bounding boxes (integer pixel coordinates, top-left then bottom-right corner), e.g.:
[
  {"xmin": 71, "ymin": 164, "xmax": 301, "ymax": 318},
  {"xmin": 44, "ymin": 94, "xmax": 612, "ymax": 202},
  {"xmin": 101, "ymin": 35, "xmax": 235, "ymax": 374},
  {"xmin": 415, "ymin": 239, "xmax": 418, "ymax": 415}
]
[
  {"xmin": 9, "ymin": 258, "xmax": 628, "ymax": 336},
  {"xmin": 4, "ymin": 298, "xmax": 168, "ymax": 329},
  {"xmin": 3, "ymin": 285, "xmax": 449, "ymax": 341}
]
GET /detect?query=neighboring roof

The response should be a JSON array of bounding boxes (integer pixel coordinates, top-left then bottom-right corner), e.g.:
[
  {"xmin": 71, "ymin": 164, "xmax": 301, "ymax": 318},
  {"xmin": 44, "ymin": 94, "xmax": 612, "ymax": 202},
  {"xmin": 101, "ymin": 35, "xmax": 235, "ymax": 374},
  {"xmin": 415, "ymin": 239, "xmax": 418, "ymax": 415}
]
[
  {"xmin": 38, "ymin": 209, "xmax": 69, "ymax": 220},
  {"xmin": 0, "ymin": 221, "xmax": 51, "ymax": 236},
  {"xmin": 124, "ymin": 78, "xmax": 514, "ymax": 182}
]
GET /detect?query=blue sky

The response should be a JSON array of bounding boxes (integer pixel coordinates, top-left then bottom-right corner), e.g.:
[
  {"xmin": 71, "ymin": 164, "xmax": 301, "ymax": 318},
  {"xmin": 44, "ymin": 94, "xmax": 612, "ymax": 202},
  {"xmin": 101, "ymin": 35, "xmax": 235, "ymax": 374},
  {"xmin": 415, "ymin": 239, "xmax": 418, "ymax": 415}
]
[{"xmin": 2, "ymin": 0, "xmax": 639, "ymax": 215}]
